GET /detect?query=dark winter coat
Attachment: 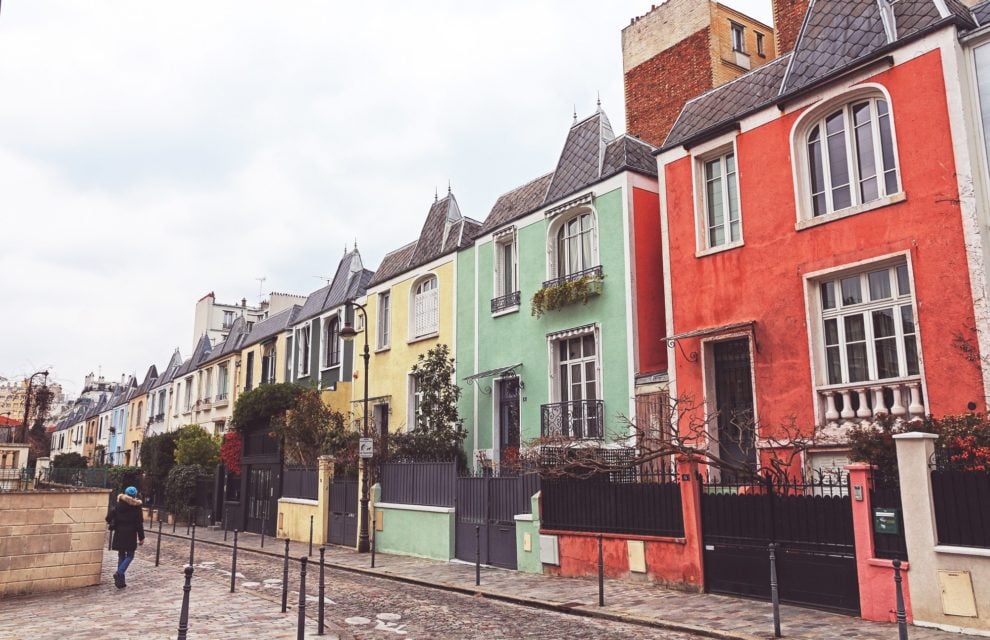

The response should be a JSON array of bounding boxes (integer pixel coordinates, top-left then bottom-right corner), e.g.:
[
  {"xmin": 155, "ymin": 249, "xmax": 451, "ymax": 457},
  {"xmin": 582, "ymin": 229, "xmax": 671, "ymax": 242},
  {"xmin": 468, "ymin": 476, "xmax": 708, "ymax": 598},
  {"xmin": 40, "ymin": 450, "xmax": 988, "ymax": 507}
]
[{"xmin": 107, "ymin": 494, "xmax": 145, "ymax": 552}]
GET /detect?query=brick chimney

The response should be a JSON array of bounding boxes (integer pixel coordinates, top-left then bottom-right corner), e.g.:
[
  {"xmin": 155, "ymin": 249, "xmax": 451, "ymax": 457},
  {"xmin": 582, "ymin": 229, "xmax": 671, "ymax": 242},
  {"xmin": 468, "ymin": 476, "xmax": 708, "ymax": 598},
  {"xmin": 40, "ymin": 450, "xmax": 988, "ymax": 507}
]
[{"xmin": 772, "ymin": 0, "xmax": 810, "ymax": 54}]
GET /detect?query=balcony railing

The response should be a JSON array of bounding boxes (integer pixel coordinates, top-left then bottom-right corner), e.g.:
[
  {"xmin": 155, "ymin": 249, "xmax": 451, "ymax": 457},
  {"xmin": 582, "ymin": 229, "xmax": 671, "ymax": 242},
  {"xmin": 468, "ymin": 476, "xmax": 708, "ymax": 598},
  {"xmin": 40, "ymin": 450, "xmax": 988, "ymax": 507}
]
[
  {"xmin": 491, "ymin": 291, "xmax": 521, "ymax": 314},
  {"xmin": 818, "ymin": 376, "xmax": 925, "ymax": 429},
  {"xmin": 542, "ymin": 265, "xmax": 604, "ymax": 290},
  {"xmin": 541, "ymin": 399, "xmax": 605, "ymax": 439}
]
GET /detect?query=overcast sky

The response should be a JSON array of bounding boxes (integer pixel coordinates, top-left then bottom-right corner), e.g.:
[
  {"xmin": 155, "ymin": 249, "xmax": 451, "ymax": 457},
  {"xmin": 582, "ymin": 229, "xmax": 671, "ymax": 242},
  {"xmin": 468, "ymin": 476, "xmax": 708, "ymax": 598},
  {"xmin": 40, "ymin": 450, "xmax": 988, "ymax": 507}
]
[{"xmin": 0, "ymin": 1, "xmax": 773, "ymax": 398}]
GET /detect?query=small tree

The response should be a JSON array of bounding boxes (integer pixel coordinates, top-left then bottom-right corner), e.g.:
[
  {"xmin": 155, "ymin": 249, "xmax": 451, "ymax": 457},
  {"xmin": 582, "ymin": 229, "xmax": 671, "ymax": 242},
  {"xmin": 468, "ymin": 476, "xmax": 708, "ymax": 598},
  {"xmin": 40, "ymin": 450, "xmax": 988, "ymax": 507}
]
[
  {"xmin": 231, "ymin": 383, "xmax": 304, "ymax": 434},
  {"xmin": 165, "ymin": 464, "xmax": 211, "ymax": 516},
  {"xmin": 174, "ymin": 424, "xmax": 220, "ymax": 467},
  {"xmin": 140, "ymin": 431, "xmax": 180, "ymax": 503},
  {"xmin": 51, "ymin": 452, "xmax": 88, "ymax": 469},
  {"xmin": 276, "ymin": 387, "xmax": 348, "ymax": 466},
  {"xmin": 392, "ymin": 344, "xmax": 467, "ymax": 466}
]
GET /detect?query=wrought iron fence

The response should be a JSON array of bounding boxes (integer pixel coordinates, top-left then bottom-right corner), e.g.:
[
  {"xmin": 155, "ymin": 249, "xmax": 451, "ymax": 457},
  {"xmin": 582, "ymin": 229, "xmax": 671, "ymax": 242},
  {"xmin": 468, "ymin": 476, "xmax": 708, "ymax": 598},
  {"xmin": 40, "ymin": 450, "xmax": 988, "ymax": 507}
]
[
  {"xmin": 490, "ymin": 291, "xmax": 521, "ymax": 314},
  {"xmin": 380, "ymin": 461, "xmax": 456, "ymax": 507},
  {"xmin": 541, "ymin": 265, "xmax": 604, "ymax": 289},
  {"xmin": 540, "ymin": 399, "xmax": 604, "ymax": 439},
  {"xmin": 931, "ymin": 448, "xmax": 990, "ymax": 548},
  {"xmin": 282, "ymin": 465, "xmax": 318, "ymax": 500},
  {"xmin": 870, "ymin": 470, "xmax": 908, "ymax": 560},
  {"xmin": 0, "ymin": 467, "xmax": 34, "ymax": 491},
  {"xmin": 542, "ymin": 468, "xmax": 683, "ymax": 537}
]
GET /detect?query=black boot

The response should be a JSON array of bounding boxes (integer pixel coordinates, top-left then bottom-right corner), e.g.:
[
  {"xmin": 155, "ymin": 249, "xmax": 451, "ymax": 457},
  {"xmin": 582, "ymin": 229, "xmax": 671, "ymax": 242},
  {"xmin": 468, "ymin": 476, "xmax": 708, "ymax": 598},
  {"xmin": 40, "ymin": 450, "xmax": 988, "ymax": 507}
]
[
  {"xmin": 113, "ymin": 572, "xmax": 123, "ymax": 588},
  {"xmin": 119, "ymin": 572, "xmax": 127, "ymax": 588}
]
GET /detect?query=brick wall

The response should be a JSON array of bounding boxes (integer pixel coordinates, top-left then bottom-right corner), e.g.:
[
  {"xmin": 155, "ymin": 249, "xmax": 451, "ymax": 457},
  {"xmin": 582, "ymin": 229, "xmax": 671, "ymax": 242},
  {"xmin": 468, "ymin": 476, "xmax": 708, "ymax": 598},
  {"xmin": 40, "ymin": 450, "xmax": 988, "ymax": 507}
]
[
  {"xmin": 0, "ymin": 489, "xmax": 109, "ymax": 597},
  {"xmin": 772, "ymin": 0, "xmax": 810, "ymax": 54},
  {"xmin": 624, "ymin": 27, "xmax": 714, "ymax": 148}
]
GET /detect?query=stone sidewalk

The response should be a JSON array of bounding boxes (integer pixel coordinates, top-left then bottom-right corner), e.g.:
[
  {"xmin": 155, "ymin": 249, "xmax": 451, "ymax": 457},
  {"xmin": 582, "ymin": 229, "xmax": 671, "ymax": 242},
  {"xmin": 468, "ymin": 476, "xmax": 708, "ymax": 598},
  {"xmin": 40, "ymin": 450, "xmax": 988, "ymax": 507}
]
[
  {"xmin": 156, "ymin": 521, "xmax": 971, "ymax": 640},
  {"xmin": 0, "ymin": 548, "xmax": 346, "ymax": 640}
]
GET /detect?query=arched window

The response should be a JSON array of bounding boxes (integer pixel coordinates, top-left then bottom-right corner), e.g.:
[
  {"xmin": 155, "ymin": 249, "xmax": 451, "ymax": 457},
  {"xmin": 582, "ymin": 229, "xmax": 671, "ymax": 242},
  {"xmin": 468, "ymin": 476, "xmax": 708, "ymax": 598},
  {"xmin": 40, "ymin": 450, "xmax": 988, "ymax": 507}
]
[
  {"xmin": 553, "ymin": 211, "xmax": 597, "ymax": 278},
  {"xmin": 803, "ymin": 94, "xmax": 899, "ymax": 217},
  {"xmin": 411, "ymin": 275, "xmax": 439, "ymax": 338},
  {"xmin": 325, "ymin": 316, "xmax": 341, "ymax": 367},
  {"xmin": 136, "ymin": 402, "xmax": 143, "ymax": 425}
]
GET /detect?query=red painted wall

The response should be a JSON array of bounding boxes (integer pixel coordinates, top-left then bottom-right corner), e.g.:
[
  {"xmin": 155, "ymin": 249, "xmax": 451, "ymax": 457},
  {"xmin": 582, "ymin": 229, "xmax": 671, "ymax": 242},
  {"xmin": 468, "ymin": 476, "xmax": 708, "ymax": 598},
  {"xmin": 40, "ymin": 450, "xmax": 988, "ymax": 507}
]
[
  {"xmin": 633, "ymin": 186, "xmax": 667, "ymax": 376},
  {"xmin": 663, "ymin": 50, "xmax": 985, "ymax": 438}
]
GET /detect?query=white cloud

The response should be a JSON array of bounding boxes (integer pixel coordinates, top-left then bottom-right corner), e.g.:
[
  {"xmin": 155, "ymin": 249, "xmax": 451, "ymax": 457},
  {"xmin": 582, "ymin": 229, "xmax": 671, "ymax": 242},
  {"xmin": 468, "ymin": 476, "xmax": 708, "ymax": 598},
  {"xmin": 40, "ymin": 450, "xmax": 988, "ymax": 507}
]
[{"xmin": 0, "ymin": 0, "xmax": 773, "ymax": 395}]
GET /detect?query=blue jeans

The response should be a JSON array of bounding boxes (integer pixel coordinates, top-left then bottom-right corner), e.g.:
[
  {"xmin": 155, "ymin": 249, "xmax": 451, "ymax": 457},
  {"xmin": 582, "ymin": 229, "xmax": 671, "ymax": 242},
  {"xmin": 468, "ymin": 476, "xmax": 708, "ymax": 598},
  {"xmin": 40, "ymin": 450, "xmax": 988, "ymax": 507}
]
[{"xmin": 117, "ymin": 550, "xmax": 135, "ymax": 575}]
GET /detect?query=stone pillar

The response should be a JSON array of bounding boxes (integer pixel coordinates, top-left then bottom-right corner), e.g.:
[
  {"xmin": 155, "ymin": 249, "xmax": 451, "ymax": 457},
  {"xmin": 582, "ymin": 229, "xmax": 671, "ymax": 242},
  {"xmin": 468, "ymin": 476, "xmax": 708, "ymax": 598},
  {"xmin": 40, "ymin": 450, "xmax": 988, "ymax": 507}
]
[
  {"xmin": 676, "ymin": 455, "xmax": 705, "ymax": 592},
  {"xmin": 317, "ymin": 455, "xmax": 335, "ymax": 545},
  {"xmin": 846, "ymin": 462, "xmax": 913, "ymax": 622}
]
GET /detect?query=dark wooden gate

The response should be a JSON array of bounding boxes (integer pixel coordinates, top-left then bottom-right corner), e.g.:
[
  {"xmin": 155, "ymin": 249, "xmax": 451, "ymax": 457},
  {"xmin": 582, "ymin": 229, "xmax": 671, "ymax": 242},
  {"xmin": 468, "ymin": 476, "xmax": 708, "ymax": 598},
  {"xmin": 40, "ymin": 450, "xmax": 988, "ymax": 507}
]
[
  {"xmin": 244, "ymin": 464, "xmax": 279, "ymax": 536},
  {"xmin": 700, "ymin": 474, "xmax": 859, "ymax": 615},
  {"xmin": 328, "ymin": 475, "xmax": 358, "ymax": 547},
  {"xmin": 455, "ymin": 473, "xmax": 540, "ymax": 570}
]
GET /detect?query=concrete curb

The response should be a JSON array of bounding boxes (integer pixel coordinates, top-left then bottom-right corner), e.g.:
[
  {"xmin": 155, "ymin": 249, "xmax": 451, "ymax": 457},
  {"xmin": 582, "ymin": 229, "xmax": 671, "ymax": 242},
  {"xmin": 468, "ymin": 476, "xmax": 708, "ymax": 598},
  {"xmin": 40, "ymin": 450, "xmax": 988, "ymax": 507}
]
[{"xmin": 157, "ymin": 530, "xmax": 761, "ymax": 640}]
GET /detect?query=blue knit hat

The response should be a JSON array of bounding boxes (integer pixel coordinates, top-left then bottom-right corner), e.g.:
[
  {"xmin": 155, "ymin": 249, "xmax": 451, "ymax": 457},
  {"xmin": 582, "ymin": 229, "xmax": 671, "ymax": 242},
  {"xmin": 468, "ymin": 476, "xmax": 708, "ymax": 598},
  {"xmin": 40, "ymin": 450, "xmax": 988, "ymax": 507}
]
[{"xmin": 125, "ymin": 486, "xmax": 138, "ymax": 497}]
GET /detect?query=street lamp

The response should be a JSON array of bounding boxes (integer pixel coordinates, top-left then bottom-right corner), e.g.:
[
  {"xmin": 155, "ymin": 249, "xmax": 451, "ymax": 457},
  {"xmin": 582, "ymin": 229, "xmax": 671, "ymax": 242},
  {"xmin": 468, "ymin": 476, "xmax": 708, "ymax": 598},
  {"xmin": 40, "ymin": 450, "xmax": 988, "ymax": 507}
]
[
  {"xmin": 340, "ymin": 300, "xmax": 371, "ymax": 553},
  {"xmin": 19, "ymin": 370, "xmax": 49, "ymax": 444}
]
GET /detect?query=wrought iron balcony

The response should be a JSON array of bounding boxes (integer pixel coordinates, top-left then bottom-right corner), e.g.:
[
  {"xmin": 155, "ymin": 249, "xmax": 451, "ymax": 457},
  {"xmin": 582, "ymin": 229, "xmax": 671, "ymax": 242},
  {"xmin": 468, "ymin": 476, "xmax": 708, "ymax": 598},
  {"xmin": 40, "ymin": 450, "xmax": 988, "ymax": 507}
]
[
  {"xmin": 540, "ymin": 399, "xmax": 604, "ymax": 439},
  {"xmin": 491, "ymin": 291, "xmax": 521, "ymax": 314},
  {"xmin": 541, "ymin": 265, "xmax": 604, "ymax": 290}
]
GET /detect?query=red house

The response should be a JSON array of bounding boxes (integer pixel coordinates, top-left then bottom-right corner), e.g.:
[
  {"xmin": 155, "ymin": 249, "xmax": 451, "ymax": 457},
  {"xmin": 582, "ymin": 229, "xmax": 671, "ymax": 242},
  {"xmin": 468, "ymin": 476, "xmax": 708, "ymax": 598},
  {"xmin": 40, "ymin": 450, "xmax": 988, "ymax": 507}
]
[{"xmin": 655, "ymin": 0, "xmax": 990, "ymax": 474}]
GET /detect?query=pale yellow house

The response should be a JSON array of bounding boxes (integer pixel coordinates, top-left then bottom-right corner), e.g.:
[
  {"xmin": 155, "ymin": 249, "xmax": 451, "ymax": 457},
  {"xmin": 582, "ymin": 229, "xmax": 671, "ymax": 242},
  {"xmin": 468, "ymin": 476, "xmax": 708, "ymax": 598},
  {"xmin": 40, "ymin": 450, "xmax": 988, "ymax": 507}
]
[
  {"xmin": 358, "ymin": 192, "xmax": 480, "ymax": 435},
  {"xmin": 234, "ymin": 306, "xmax": 300, "ymax": 399},
  {"xmin": 123, "ymin": 365, "xmax": 157, "ymax": 464}
]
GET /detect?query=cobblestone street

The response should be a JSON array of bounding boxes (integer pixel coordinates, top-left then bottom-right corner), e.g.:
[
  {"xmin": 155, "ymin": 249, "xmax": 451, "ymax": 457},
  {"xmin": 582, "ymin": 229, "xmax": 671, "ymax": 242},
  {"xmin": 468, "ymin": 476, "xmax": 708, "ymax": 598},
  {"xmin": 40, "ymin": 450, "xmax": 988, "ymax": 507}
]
[{"xmin": 0, "ymin": 537, "xmax": 698, "ymax": 639}]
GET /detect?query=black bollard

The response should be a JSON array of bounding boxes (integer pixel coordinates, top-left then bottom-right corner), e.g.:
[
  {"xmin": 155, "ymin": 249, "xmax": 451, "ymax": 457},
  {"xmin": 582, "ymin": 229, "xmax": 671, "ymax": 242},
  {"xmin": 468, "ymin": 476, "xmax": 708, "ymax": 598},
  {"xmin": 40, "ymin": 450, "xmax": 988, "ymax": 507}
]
[
  {"xmin": 189, "ymin": 518, "xmax": 196, "ymax": 566},
  {"xmin": 224, "ymin": 506, "xmax": 229, "ymax": 542},
  {"xmin": 318, "ymin": 547, "xmax": 326, "ymax": 636},
  {"xmin": 155, "ymin": 519, "xmax": 163, "ymax": 567},
  {"xmin": 172, "ymin": 511, "xmax": 177, "ymax": 534},
  {"xmin": 297, "ymin": 557, "xmax": 308, "ymax": 640},
  {"xmin": 893, "ymin": 559, "xmax": 909, "ymax": 640},
  {"xmin": 371, "ymin": 520, "xmax": 376, "ymax": 569},
  {"xmin": 230, "ymin": 530, "xmax": 239, "ymax": 593},
  {"xmin": 176, "ymin": 565, "xmax": 194, "ymax": 640},
  {"xmin": 186, "ymin": 508, "xmax": 191, "ymax": 537},
  {"xmin": 261, "ymin": 521, "xmax": 266, "ymax": 549},
  {"xmin": 281, "ymin": 538, "xmax": 290, "ymax": 613},
  {"xmin": 598, "ymin": 534, "xmax": 604, "ymax": 607},
  {"xmin": 309, "ymin": 514, "xmax": 314, "ymax": 557},
  {"xmin": 475, "ymin": 525, "xmax": 481, "ymax": 586},
  {"xmin": 769, "ymin": 542, "xmax": 781, "ymax": 638}
]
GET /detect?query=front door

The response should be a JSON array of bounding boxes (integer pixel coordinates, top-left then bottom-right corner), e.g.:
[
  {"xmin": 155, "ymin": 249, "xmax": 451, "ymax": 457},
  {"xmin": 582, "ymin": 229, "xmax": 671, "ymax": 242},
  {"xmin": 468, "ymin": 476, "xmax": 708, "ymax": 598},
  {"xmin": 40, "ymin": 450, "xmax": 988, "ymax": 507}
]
[
  {"xmin": 245, "ymin": 465, "xmax": 278, "ymax": 536},
  {"xmin": 498, "ymin": 377, "xmax": 520, "ymax": 463},
  {"xmin": 713, "ymin": 339, "xmax": 756, "ymax": 478}
]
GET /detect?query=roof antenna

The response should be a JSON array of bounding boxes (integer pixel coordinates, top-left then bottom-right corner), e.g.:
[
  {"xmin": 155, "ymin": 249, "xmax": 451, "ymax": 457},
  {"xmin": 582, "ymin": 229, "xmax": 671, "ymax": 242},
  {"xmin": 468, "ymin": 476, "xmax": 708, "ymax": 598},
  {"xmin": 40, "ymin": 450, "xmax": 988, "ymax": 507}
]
[{"xmin": 255, "ymin": 277, "xmax": 266, "ymax": 299}]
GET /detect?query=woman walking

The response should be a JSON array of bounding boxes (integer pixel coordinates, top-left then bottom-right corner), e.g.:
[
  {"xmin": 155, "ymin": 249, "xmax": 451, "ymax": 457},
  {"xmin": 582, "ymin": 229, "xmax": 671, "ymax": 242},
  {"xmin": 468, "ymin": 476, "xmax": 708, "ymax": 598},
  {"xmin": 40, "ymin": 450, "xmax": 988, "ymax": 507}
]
[{"xmin": 106, "ymin": 486, "xmax": 145, "ymax": 588}]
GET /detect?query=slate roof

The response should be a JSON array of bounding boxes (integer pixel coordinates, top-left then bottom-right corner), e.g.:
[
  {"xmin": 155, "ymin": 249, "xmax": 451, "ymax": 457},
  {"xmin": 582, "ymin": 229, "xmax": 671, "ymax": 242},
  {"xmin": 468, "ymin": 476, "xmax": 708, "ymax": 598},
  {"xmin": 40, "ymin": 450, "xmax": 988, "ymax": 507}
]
[
  {"xmin": 150, "ymin": 349, "xmax": 184, "ymax": 391},
  {"xmin": 294, "ymin": 250, "xmax": 374, "ymax": 325},
  {"xmin": 172, "ymin": 334, "xmax": 215, "ymax": 380},
  {"xmin": 201, "ymin": 317, "xmax": 249, "ymax": 366},
  {"xmin": 368, "ymin": 194, "xmax": 481, "ymax": 287},
  {"xmin": 478, "ymin": 109, "xmax": 657, "ymax": 235},
  {"xmin": 973, "ymin": 0, "xmax": 990, "ymax": 24},
  {"xmin": 662, "ymin": 0, "xmax": 980, "ymax": 151},
  {"xmin": 132, "ymin": 365, "xmax": 159, "ymax": 396},
  {"xmin": 239, "ymin": 305, "xmax": 301, "ymax": 350}
]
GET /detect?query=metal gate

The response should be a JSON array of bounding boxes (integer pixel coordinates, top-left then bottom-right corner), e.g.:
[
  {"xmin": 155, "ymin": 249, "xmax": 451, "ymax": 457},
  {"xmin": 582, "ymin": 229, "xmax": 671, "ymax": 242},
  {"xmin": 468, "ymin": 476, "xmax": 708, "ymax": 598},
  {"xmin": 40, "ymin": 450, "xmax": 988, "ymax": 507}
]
[
  {"xmin": 454, "ymin": 473, "xmax": 539, "ymax": 570},
  {"xmin": 700, "ymin": 474, "xmax": 859, "ymax": 615},
  {"xmin": 328, "ymin": 475, "xmax": 358, "ymax": 547},
  {"xmin": 244, "ymin": 464, "xmax": 278, "ymax": 536}
]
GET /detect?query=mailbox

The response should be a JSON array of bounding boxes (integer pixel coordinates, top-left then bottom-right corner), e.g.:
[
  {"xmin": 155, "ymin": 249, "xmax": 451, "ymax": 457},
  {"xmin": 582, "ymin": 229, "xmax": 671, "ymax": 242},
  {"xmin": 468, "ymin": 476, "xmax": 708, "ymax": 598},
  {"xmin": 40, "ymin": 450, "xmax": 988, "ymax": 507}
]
[{"xmin": 873, "ymin": 508, "xmax": 900, "ymax": 534}]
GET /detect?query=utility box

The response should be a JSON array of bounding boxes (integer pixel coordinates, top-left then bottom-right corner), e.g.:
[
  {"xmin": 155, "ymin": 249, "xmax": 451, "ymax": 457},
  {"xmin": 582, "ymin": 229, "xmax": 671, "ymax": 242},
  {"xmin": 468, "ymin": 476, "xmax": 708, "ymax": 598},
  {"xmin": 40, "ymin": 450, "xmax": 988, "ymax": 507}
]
[
  {"xmin": 539, "ymin": 534, "xmax": 559, "ymax": 566},
  {"xmin": 938, "ymin": 570, "xmax": 978, "ymax": 617},
  {"xmin": 873, "ymin": 508, "xmax": 900, "ymax": 534}
]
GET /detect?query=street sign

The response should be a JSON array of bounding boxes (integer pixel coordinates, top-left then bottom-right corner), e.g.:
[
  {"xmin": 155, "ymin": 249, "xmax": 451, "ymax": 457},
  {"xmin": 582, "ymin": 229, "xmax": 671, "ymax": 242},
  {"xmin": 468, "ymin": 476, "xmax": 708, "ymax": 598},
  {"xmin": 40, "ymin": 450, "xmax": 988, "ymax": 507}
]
[{"xmin": 359, "ymin": 437, "xmax": 374, "ymax": 459}]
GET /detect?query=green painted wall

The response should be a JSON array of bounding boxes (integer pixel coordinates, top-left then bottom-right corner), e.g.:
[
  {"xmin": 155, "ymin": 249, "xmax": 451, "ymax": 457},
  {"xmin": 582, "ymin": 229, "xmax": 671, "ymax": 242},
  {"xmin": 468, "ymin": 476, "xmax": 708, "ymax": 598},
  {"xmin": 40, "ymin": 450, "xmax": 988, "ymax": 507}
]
[
  {"xmin": 372, "ymin": 484, "xmax": 454, "ymax": 561},
  {"xmin": 515, "ymin": 491, "xmax": 543, "ymax": 574},
  {"xmin": 456, "ymin": 186, "xmax": 633, "ymax": 462}
]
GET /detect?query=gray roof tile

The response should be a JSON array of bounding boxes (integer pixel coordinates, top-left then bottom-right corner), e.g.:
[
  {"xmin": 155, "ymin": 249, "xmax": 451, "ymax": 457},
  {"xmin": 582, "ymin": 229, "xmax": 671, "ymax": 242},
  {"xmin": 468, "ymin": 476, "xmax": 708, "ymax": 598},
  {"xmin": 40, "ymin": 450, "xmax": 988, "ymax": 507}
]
[
  {"xmin": 664, "ymin": 54, "xmax": 791, "ymax": 149},
  {"xmin": 971, "ymin": 0, "xmax": 990, "ymax": 24},
  {"xmin": 479, "ymin": 173, "xmax": 553, "ymax": 235},
  {"xmin": 546, "ymin": 112, "xmax": 615, "ymax": 203},
  {"xmin": 295, "ymin": 250, "xmax": 371, "ymax": 324},
  {"xmin": 239, "ymin": 305, "xmax": 300, "ymax": 349}
]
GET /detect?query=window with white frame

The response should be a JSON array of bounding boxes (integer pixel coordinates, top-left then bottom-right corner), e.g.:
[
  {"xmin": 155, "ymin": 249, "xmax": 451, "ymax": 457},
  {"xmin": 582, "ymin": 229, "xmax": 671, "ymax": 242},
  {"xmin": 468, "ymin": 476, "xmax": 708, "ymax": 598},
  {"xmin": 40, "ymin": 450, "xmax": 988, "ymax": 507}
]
[
  {"xmin": 548, "ymin": 330, "xmax": 602, "ymax": 438},
  {"xmin": 974, "ymin": 43, "xmax": 990, "ymax": 184},
  {"xmin": 817, "ymin": 261, "xmax": 919, "ymax": 386},
  {"xmin": 297, "ymin": 325, "xmax": 311, "ymax": 376},
  {"xmin": 408, "ymin": 372, "xmax": 423, "ymax": 432},
  {"xmin": 553, "ymin": 211, "xmax": 597, "ymax": 278},
  {"xmin": 184, "ymin": 377, "xmax": 193, "ymax": 411},
  {"xmin": 411, "ymin": 276, "xmax": 439, "ymax": 338},
  {"xmin": 217, "ymin": 364, "xmax": 228, "ymax": 401},
  {"xmin": 324, "ymin": 315, "xmax": 341, "ymax": 367},
  {"xmin": 377, "ymin": 291, "xmax": 391, "ymax": 349},
  {"xmin": 494, "ymin": 231, "xmax": 518, "ymax": 301},
  {"xmin": 731, "ymin": 22, "xmax": 746, "ymax": 53},
  {"xmin": 804, "ymin": 95, "xmax": 899, "ymax": 217},
  {"xmin": 222, "ymin": 310, "xmax": 234, "ymax": 329},
  {"xmin": 262, "ymin": 343, "xmax": 277, "ymax": 384},
  {"xmin": 204, "ymin": 369, "xmax": 212, "ymax": 402},
  {"xmin": 702, "ymin": 150, "xmax": 741, "ymax": 248}
]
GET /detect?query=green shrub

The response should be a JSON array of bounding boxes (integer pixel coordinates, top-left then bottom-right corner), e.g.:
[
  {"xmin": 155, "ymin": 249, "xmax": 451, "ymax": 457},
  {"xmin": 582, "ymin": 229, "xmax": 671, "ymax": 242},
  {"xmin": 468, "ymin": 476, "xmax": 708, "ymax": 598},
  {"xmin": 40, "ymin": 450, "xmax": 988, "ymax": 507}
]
[
  {"xmin": 51, "ymin": 452, "xmax": 88, "ymax": 469},
  {"xmin": 165, "ymin": 464, "xmax": 210, "ymax": 514},
  {"xmin": 174, "ymin": 424, "xmax": 220, "ymax": 467}
]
